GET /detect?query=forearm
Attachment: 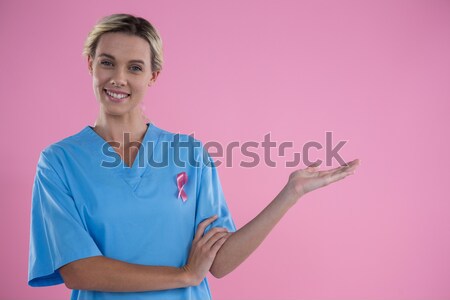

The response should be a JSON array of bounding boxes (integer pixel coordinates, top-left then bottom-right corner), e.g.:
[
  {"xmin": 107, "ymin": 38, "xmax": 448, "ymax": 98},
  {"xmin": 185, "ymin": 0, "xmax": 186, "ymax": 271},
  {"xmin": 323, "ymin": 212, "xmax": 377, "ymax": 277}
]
[
  {"xmin": 210, "ymin": 183, "xmax": 299, "ymax": 278},
  {"xmin": 59, "ymin": 256, "xmax": 192, "ymax": 292}
]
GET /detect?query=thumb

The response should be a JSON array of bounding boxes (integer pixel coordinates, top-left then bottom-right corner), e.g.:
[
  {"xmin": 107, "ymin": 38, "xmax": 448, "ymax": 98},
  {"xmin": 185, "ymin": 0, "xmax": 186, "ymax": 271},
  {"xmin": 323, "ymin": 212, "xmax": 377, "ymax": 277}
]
[{"xmin": 306, "ymin": 161, "xmax": 321, "ymax": 172}]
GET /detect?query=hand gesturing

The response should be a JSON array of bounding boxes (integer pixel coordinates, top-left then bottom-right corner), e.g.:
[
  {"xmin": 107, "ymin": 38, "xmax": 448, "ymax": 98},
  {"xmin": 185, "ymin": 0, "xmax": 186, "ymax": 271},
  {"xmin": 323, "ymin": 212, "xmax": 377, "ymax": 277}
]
[{"xmin": 288, "ymin": 159, "xmax": 360, "ymax": 198}]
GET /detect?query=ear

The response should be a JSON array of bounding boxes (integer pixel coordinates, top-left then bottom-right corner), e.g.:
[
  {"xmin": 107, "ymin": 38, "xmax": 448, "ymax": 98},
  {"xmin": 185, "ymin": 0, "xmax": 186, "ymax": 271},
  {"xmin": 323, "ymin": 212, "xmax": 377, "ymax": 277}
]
[
  {"xmin": 148, "ymin": 71, "xmax": 161, "ymax": 86},
  {"xmin": 87, "ymin": 56, "xmax": 93, "ymax": 75}
]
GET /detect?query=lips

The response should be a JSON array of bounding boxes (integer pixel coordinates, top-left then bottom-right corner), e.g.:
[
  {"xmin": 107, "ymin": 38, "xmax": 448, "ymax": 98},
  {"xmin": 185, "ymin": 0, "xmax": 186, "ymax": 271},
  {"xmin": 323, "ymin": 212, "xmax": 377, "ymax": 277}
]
[{"xmin": 103, "ymin": 89, "xmax": 130, "ymax": 103}]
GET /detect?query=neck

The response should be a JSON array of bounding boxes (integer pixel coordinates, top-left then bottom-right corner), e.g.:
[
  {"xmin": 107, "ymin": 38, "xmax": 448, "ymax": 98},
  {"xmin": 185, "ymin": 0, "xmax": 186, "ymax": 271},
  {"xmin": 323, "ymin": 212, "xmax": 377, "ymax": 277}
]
[{"xmin": 93, "ymin": 113, "xmax": 150, "ymax": 144}]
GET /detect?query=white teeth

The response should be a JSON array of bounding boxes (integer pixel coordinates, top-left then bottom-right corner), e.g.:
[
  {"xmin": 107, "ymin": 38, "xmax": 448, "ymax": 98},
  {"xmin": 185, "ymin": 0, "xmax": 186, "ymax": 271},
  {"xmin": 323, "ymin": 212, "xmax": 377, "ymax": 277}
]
[{"xmin": 106, "ymin": 90, "xmax": 129, "ymax": 99}]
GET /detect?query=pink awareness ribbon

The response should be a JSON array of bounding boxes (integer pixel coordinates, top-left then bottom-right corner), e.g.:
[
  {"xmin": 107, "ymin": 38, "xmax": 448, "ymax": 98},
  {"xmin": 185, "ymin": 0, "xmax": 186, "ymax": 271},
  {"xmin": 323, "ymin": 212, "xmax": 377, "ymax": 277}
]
[{"xmin": 177, "ymin": 172, "xmax": 188, "ymax": 202}]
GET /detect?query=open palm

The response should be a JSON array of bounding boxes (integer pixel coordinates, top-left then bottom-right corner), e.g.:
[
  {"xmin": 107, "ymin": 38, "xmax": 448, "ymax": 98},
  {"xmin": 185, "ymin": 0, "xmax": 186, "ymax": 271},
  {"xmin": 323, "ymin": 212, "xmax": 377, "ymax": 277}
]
[{"xmin": 288, "ymin": 159, "xmax": 360, "ymax": 198}]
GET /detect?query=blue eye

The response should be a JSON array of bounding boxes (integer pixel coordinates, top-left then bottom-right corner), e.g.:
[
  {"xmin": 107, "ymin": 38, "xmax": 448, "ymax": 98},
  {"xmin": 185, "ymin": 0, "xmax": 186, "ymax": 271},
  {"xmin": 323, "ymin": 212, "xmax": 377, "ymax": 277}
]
[
  {"xmin": 100, "ymin": 60, "xmax": 112, "ymax": 66},
  {"xmin": 130, "ymin": 65, "xmax": 142, "ymax": 72}
]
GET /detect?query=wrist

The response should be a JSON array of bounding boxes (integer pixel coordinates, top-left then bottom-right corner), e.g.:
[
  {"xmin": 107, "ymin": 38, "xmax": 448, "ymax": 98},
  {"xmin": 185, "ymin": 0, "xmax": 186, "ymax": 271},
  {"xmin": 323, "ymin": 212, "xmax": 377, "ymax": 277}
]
[
  {"xmin": 180, "ymin": 265, "xmax": 199, "ymax": 286},
  {"xmin": 283, "ymin": 181, "xmax": 304, "ymax": 204}
]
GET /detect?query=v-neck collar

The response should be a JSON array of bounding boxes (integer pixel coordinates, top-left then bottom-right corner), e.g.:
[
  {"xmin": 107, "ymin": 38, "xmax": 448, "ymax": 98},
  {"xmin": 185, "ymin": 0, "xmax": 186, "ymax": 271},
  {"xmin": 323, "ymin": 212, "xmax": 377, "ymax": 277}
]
[{"xmin": 82, "ymin": 122, "xmax": 162, "ymax": 191}]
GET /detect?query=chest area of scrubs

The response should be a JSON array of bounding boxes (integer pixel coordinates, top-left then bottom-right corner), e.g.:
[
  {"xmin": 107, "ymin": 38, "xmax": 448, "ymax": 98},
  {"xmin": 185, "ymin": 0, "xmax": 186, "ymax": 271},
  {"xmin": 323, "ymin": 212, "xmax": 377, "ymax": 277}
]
[{"xmin": 64, "ymin": 142, "xmax": 201, "ymax": 266}]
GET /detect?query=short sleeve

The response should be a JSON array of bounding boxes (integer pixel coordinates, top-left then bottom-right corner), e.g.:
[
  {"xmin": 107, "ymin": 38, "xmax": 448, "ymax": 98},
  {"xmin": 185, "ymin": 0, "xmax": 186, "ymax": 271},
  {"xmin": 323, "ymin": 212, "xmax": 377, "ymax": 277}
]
[
  {"xmin": 194, "ymin": 146, "xmax": 237, "ymax": 235},
  {"xmin": 28, "ymin": 150, "xmax": 103, "ymax": 287}
]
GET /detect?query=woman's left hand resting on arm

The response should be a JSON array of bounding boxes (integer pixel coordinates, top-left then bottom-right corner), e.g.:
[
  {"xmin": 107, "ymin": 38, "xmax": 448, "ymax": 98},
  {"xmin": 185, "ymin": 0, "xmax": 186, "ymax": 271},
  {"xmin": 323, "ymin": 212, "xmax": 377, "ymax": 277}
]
[{"xmin": 209, "ymin": 159, "xmax": 360, "ymax": 278}]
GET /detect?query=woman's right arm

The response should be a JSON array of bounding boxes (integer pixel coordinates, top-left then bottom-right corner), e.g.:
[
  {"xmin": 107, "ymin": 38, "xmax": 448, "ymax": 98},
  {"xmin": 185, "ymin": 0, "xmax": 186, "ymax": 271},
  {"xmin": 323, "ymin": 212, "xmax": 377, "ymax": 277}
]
[{"xmin": 59, "ymin": 215, "xmax": 229, "ymax": 292}]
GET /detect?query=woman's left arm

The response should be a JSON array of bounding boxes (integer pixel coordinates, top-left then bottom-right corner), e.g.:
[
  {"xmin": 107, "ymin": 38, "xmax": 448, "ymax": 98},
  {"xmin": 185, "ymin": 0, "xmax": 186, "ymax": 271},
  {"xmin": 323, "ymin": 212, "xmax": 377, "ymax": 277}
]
[{"xmin": 209, "ymin": 159, "xmax": 360, "ymax": 278}]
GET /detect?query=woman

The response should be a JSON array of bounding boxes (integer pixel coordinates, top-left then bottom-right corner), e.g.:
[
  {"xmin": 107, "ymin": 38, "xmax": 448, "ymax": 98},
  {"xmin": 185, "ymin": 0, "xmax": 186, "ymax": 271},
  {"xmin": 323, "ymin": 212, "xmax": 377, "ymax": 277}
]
[{"xmin": 28, "ymin": 13, "xmax": 360, "ymax": 300}]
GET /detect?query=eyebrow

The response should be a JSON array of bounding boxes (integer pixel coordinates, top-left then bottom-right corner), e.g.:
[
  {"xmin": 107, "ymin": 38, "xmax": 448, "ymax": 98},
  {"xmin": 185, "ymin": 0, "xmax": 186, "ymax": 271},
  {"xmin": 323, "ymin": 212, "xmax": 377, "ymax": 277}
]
[{"xmin": 98, "ymin": 53, "xmax": 146, "ymax": 65}]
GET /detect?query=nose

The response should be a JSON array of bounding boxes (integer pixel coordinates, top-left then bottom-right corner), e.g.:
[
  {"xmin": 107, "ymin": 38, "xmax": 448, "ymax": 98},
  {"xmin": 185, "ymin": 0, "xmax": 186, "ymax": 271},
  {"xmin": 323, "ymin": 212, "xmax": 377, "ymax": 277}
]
[{"xmin": 110, "ymin": 67, "xmax": 127, "ymax": 86}]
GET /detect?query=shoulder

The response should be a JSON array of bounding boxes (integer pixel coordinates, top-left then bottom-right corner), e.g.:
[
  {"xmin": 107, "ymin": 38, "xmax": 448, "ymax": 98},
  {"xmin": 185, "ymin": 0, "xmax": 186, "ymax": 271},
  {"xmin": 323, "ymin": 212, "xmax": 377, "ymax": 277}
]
[
  {"xmin": 153, "ymin": 124, "xmax": 202, "ymax": 146},
  {"xmin": 37, "ymin": 126, "xmax": 90, "ymax": 171},
  {"xmin": 151, "ymin": 123, "xmax": 211, "ymax": 168}
]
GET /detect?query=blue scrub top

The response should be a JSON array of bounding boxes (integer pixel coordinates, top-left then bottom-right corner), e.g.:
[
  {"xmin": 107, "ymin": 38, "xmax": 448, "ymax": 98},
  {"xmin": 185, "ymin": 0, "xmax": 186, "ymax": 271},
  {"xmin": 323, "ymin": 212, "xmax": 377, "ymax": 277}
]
[{"xmin": 28, "ymin": 122, "xmax": 237, "ymax": 300}]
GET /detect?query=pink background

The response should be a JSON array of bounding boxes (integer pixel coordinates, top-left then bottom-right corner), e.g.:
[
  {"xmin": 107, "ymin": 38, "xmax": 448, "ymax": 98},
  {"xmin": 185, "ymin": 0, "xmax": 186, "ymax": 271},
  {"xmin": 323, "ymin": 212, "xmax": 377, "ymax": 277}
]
[{"xmin": 1, "ymin": 0, "xmax": 449, "ymax": 299}]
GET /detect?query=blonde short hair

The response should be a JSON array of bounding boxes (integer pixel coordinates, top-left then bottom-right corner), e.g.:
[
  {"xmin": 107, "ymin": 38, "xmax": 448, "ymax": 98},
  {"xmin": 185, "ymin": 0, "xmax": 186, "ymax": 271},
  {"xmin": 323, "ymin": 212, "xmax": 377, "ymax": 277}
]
[{"xmin": 83, "ymin": 13, "xmax": 163, "ymax": 72}]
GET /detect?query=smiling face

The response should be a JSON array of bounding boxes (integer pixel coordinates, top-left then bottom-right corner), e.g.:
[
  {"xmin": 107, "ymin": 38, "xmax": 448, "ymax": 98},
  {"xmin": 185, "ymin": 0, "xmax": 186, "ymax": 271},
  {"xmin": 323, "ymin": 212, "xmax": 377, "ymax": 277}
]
[{"xmin": 88, "ymin": 32, "xmax": 159, "ymax": 117}]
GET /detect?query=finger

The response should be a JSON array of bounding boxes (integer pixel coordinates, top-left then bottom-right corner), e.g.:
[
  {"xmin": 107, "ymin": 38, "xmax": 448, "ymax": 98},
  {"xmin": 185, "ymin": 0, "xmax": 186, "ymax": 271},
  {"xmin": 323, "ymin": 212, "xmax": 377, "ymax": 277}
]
[
  {"xmin": 340, "ymin": 160, "xmax": 359, "ymax": 173},
  {"xmin": 318, "ymin": 165, "xmax": 346, "ymax": 177},
  {"xmin": 342, "ymin": 159, "xmax": 360, "ymax": 169},
  {"xmin": 319, "ymin": 159, "xmax": 359, "ymax": 177},
  {"xmin": 306, "ymin": 161, "xmax": 321, "ymax": 173},
  {"xmin": 204, "ymin": 231, "xmax": 229, "ymax": 249},
  {"xmin": 200, "ymin": 227, "xmax": 228, "ymax": 245},
  {"xmin": 194, "ymin": 215, "xmax": 218, "ymax": 241},
  {"xmin": 306, "ymin": 166, "xmax": 319, "ymax": 174},
  {"xmin": 210, "ymin": 234, "xmax": 230, "ymax": 254},
  {"xmin": 325, "ymin": 168, "xmax": 354, "ymax": 185},
  {"xmin": 330, "ymin": 164, "xmax": 355, "ymax": 177},
  {"xmin": 349, "ymin": 159, "xmax": 361, "ymax": 170},
  {"xmin": 307, "ymin": 161, "xmax": 321, "ymax": 168},
  {"xmin": 291, "ymin": 168, "xmax": 318, "ymax": 178}
]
